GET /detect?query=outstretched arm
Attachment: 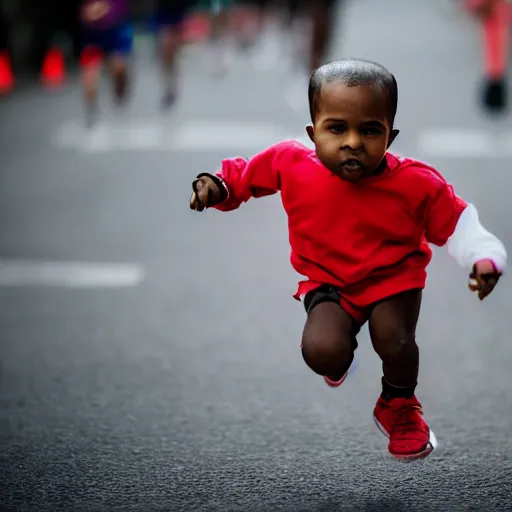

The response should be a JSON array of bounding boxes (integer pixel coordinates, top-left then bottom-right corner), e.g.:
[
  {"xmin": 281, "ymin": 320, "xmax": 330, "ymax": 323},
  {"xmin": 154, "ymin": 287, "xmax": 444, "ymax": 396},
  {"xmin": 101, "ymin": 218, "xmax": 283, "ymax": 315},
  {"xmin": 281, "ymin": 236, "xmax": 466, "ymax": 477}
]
[
  {"xmin": 190, "ymin": 141, "xmax": 293, "ymax": 212},
  {"xmin": 424, "ymin": 180, "xmax": 506, "ymax": 300}
]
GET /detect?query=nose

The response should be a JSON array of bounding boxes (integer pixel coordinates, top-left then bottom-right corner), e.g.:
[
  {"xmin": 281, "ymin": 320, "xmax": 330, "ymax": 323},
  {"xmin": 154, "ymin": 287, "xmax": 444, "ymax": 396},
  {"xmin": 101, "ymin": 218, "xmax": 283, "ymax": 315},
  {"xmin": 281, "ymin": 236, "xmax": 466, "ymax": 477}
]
[{"xmin": 340, "ymin": 129, "xmax": 363, "ymax": 151}]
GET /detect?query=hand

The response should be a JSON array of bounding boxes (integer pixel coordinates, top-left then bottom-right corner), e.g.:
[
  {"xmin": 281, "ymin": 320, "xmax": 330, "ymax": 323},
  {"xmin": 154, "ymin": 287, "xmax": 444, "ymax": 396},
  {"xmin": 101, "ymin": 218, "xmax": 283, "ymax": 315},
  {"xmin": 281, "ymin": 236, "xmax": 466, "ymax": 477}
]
[
  {"xmin": 190, "ymin": 175, "xmax": 223, "ymax": 211},
  {"xmin": 468, "ymin": 259, "xmax": 501, "ymax": 300}
]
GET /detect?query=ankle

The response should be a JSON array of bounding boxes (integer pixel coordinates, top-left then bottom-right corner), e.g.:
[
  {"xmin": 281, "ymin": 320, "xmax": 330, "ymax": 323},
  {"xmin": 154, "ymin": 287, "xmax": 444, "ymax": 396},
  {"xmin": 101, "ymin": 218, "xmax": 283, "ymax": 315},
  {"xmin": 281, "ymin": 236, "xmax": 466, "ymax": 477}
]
[{"xmin": 380, "ymin": 377, "xmax": 416, "ymax": 401}]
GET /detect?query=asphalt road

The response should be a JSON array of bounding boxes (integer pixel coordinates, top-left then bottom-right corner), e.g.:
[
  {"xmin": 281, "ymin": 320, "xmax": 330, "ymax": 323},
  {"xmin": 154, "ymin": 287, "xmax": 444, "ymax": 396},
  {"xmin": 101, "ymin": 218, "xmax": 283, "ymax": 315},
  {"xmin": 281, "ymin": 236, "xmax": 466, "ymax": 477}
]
[{"xmin": 1, "ymin": 1, "xmax": 512, "ymax": 510}]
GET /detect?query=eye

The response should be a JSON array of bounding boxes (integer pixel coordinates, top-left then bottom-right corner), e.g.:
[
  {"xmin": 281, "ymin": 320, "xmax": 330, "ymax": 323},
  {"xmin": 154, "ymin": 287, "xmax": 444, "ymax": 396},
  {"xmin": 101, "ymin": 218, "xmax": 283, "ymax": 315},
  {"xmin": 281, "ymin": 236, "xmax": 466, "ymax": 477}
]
[
  {"xmin": 329, "ymin": 124, "xmax": 345, "ymax": 134},
  {"xmin": 360, "ymin": 127, "xmax": 383, "ymax": 136}
]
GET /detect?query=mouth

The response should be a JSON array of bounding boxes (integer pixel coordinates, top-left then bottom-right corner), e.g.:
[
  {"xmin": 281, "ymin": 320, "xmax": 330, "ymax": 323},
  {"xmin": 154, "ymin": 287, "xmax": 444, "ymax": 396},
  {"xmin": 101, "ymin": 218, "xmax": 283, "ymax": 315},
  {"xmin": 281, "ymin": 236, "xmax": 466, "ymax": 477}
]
[{"xmin": 338, "ymin": 158, "xmax": 365, "ymax": 176}]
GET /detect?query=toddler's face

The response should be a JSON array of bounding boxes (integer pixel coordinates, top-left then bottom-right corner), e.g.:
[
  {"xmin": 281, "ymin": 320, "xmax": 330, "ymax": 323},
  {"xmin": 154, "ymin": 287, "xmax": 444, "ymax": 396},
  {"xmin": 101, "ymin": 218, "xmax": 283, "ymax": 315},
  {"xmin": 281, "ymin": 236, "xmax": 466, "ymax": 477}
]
[{"xmin": 308, "ymin": 81, "xmax": 395, "ymax": 183}]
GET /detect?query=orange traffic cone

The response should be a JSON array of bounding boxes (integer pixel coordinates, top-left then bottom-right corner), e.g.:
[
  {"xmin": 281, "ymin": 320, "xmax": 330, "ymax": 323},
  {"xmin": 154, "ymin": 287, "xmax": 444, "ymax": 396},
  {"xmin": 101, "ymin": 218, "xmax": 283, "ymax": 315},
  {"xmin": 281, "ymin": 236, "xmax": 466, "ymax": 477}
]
[
  {"xmin": 0, "ymin": 50, "xmax": 14, "ymax": 94},
  {"xmin": 41, "ymin": 47, "xmax": 65, "ymax": 88}
]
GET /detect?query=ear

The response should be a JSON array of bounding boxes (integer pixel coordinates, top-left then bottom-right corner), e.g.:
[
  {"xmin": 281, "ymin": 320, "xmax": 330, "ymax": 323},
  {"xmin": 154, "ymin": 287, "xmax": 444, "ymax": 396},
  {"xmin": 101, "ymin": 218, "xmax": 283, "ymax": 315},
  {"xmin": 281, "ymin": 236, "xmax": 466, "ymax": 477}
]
[
  {"xmin": 306, "ymin": 124, "xmax": 315, "ymax": 143},
  {"xmin": 387, "ymin": 128, "xmax": 399, "ymax": 148}
]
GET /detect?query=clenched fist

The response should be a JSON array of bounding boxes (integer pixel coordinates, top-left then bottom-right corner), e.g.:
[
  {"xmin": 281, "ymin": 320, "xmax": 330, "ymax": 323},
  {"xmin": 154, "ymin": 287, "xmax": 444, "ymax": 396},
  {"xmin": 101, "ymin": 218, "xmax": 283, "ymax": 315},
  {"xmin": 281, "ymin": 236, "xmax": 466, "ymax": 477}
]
[
  {"xmin": 469, "ymin": 259, "xmax": 502, "ymax": 300},
  {"xmin": 190, "ymin": 174, "xmax": 226, "ymax": 211}
]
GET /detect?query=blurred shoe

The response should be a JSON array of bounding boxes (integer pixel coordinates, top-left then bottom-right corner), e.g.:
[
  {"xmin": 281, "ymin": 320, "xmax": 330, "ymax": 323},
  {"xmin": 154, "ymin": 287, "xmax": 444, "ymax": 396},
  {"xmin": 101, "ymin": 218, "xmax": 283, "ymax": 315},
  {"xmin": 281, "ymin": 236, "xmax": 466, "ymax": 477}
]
[
  {"xmin": 238, "ymin": 32, "xmax": 257, "ymax": 51},
  {"xmin": 162, "ymin": 90, "xmax": 177, "ymax": 109},
  {"xmin": 162, "ymin": 67, "xmax": 178, "ymax": 110},
  {"xmin": 373, "ymin": 395, "xmax": 437, "ymax": 460},
  {"xmin": 482, "ymin": 76, "xmax": 507, "ymax": 112},
  {"xmin": 113, "ymin": 72, "xmax": 128, "ymax": 106}
]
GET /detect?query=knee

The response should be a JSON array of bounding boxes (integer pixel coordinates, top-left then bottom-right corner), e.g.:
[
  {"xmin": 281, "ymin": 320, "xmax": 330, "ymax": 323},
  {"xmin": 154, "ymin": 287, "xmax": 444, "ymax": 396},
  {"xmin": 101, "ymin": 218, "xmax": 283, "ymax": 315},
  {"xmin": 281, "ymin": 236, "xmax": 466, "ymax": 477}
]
[{"xmin": 301, "ymin": 331, "xmax": 354, "ymax": 376}]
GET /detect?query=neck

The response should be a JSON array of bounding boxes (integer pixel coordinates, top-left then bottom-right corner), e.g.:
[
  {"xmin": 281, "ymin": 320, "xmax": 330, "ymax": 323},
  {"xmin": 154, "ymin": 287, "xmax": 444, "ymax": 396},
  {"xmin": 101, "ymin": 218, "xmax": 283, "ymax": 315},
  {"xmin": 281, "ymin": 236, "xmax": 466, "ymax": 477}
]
[{"xmin": 369, "ymin": 155, "xmax": 388, "ymax": 177}]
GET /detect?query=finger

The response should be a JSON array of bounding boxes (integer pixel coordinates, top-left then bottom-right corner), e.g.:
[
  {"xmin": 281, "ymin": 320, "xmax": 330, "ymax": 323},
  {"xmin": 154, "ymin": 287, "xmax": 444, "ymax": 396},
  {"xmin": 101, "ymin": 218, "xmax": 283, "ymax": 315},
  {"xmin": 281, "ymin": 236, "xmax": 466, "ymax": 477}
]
[
  {"xmin": 197, "ymin": 186, "xmax": 210, "ymax": 209},
  {"xmin": 189, "ymin": 191, "xmax": 196, "ymax": 208},
  {"xmin": 480, "ymin": 278, "xmax": 497, "ymax": 299},
  {"xmin": 190, "ymin": 192, "xmax": 205, "ymax": 211},
  {"xmin": 193, "ymin": 194, "xmax": 204, "ymax": 211},
  {"xmin": 192, "ymin": 196, "xmax": 205, "ymax": 212},
  {"xmin": 191, "ymin": 180, "xmax": 208, "ymax": 209},
  {"xmin": 483, "ymin": 276, "xmax": 497, "ymax": 288},
  {"xmin": 468, "ymin": 276, "xmax": 479, "ymax": 292},
  {"xmin": 477, "ymin": 274, "xmax": 498, "ymax": 288},
  {"xmin": 479, "ymin": 286, "xmax": 491, "ymax": 300},
  {"xmin": 478, "ymin": 278, "xmax": 497, "ymax": 300}
]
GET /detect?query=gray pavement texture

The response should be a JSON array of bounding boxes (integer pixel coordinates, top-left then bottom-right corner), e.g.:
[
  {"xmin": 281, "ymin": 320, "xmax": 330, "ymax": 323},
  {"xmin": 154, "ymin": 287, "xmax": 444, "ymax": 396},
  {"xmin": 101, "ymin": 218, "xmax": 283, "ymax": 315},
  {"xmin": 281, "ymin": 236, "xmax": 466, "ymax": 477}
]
[{"xmin": 1, "ymin": 0, "xmax": 512, "ymax": 511}]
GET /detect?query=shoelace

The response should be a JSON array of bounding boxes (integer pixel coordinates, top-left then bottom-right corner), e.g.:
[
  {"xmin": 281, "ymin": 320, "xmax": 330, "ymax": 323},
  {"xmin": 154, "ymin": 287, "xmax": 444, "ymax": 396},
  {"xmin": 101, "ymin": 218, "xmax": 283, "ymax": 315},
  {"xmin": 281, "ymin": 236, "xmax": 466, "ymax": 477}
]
[{"xmin": 390, "ymin": 404, "xmax": 429, "ymax": 439}]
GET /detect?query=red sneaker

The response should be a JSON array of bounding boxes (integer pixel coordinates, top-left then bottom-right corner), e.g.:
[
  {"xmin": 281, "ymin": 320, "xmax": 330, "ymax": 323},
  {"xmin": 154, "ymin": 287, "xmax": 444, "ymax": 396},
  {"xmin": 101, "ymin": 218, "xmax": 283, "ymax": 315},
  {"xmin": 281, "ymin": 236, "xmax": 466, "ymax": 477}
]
[
  {"xmin": 322, "ymin": 356, "xmax": 357, "ymax": 388},
  {"xmin": 373, "ymin": 396, "xmax": 437, "ymax": 460}
]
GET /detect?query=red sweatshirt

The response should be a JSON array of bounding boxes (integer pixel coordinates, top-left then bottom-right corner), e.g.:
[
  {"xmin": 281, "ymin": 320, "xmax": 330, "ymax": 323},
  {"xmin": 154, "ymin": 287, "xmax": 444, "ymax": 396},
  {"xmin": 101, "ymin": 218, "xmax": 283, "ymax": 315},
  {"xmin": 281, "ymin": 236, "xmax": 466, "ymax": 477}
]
[{"xmin": 211, "ymin": 140, "xmax": 467, "ymax": 306}]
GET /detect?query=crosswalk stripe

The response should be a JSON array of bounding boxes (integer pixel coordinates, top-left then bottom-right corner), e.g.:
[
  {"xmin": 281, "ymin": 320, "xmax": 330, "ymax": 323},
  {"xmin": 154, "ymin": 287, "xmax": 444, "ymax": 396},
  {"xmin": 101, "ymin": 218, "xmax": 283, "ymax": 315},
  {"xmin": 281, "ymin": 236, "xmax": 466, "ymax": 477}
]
[
  {"xmin": 0, "ymin": 260, "xmax": 144, "ymax": 288},
  {"xmin": 172, "ymin": 119, "xmax": 287, "ymax": 151},
  {"xmin": 418, "ymin": 128, "xmax": 512, "ymax": 158},
  {"xmin": 51, "ymin": 119, "xmax": 303, "ymax": 153}
]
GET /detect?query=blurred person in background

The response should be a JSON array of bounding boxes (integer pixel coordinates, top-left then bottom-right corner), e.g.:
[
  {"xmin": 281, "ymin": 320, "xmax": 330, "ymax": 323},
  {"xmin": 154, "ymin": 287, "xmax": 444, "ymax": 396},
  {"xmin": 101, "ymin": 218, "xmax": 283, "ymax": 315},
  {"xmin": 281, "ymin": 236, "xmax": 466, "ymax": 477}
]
[
  {"xmin": 79, "ymin": 0, "xmax": 133, "ymax": 126},
  {"xmin": 229, "ymin": 0, "xmax": 268, "ymax": 50},
  {"xmin": 244, "ymin": 0, "xmax": 337, "ymax": 73},
  {"xmin": 206, "ymin": 0, "xmax": 265, "ymax": 74},
  {"xmin": 209, "ymin": 0, "xmax": 235, "ymax": 74},
  {"xmin": 152, "ymin": 0, "xmax": 192, "ymax": 108},
  {"xmin": 307, "ymin": 0, "xmax": 338, "ymax": 73},
  {"xmin": 466, "ymin": 0, "xmax": 512, "ymax": 112},
  {"xmin": 286, "ymin": 0, "xmax": 340, "ymax": 109}
]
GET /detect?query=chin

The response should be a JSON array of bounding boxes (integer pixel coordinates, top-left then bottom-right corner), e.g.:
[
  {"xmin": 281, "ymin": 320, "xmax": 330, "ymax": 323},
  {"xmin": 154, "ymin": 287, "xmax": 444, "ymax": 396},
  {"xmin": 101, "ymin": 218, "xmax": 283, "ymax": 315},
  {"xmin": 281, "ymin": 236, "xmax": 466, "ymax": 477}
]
[{"xmin": 331, "ymin": 170, "xmax": 364, "ymax": 183}]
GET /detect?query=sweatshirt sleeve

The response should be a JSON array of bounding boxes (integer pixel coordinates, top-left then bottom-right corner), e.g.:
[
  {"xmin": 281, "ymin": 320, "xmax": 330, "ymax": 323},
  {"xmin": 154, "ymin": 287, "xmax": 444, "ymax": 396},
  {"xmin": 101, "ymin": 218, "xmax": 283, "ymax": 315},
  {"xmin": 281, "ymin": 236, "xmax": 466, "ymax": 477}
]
[
  {"xmin": 424, "ymin": 179, "xmax": 468, "ymax": 246},
  {"xmin": 446, "ymin": 204, "xmax": 507, "ymax": 272},
  {"xmin": 200, "ymin": 141, "xmax": 292, "ymax": 212},
  {"xmin": 421, "ymin": 168, "xmax": 507, "ymax": 271}
]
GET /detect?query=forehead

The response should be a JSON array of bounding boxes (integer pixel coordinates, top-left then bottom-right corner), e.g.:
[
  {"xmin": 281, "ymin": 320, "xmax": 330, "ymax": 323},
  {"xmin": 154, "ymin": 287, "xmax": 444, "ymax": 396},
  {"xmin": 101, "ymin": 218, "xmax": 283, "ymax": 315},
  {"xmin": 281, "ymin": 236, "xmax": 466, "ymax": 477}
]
[{"xmin": 317, "ymin": 81, "xmax": 390, "ymax": 125}]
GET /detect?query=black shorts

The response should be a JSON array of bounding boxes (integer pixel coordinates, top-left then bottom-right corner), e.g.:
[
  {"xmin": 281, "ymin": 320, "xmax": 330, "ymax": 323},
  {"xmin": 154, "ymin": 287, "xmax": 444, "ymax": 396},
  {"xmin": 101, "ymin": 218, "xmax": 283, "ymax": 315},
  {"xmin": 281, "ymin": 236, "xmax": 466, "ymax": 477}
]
[
  {"xmin": 152, "ymin": 0, "xmax": 190, "ymax": 29},
  {"xmin": 303, "ymin": 284, "xmax": 342, "ymax": 314}
]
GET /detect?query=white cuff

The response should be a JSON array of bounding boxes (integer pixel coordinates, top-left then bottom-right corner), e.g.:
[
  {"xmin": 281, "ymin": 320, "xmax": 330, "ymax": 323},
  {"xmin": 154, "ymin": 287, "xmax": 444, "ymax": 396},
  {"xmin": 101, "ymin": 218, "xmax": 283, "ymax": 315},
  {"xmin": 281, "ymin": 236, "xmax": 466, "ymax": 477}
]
[{"xmin": 446, "ymin": 204, "xmax": 507, "ymax": 272}]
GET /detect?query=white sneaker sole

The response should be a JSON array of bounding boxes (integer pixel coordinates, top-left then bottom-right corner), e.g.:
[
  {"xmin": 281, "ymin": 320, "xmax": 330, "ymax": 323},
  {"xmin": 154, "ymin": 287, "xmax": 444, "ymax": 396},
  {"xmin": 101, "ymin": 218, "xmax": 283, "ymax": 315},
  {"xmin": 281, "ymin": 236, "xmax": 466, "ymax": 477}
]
[{"xmin": 373, "ymin": 415, "xmax": 438, "ymax": 461}]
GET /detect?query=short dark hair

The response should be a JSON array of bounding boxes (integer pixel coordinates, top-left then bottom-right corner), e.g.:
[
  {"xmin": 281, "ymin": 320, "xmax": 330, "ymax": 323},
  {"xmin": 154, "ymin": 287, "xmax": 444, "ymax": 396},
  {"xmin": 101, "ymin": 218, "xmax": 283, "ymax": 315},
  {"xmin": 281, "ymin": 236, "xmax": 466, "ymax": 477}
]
[{"xmin": 308, "ymin": 58, "xmax": 398, "ymax": 125}]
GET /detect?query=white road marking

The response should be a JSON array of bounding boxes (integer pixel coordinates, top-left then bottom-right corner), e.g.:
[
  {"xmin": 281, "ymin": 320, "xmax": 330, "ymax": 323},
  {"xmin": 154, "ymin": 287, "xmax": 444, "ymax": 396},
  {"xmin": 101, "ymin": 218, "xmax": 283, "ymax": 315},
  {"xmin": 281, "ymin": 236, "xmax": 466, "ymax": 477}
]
[
  {"xmin": 418, "ymin": 128, "xmax": 512, "ymax": 158},
  {"xmin": 52, "ymin": 119, "xmax": 298, "ymax": 153},
  {"xmin": 53, "ymin": 120, "xmax": 168, "ymax": 154},
  {"xmin": 172, "ymin": 119, "xmax": 287, "ymax": 151},
  {"xmin": 0, "ymin": 260, "xmax": 144, "ymax": 288},
  {"xmin": 116, "ymin": 124, "xmax": 164, "ymax": 151}
]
